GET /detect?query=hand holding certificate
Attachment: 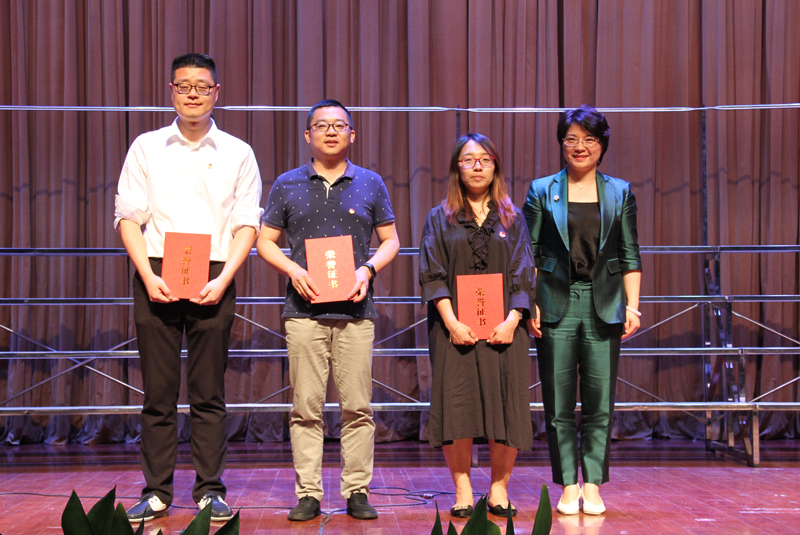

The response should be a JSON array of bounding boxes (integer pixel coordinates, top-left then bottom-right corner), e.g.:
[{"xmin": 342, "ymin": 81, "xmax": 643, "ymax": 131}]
[
  {"xmin": 456, "ymin": 273, "xmax": 505, "ymax": 340},
  {"xmin": 305, "ymin": 235, "xmax": 357, "ymax": 303},
  {"xmin": 161, "ymin": 232, "xmax": 212, "ymax": 300}
]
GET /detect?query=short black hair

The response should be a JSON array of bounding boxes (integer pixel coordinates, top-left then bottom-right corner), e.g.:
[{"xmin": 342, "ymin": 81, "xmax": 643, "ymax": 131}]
[
  {"xmin": 171, "ymin": 53, "xmax": 218, "ymax": 84},
  {"xmin": 306, "ymin": 99, "xmax": 353, "ymax": 130},
  {"xmin": 556, "ymin": 104, "xmax": 611, "ymax": 165}
]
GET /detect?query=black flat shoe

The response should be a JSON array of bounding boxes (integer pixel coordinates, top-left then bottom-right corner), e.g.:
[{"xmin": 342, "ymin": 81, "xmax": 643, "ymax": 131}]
[
  {"xmin": 488, "ymin": 503, "xmax": 517, "ymax": 517},
  {"xmin": 450, "ymin": 504, "xmax": 474, "ymax": 518}
]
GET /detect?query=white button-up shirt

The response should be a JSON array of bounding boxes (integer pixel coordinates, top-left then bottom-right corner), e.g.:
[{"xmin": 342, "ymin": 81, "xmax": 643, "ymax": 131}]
[{"xmin": 114, "ymin": 119, "xmax": 263, "ymax": 261}]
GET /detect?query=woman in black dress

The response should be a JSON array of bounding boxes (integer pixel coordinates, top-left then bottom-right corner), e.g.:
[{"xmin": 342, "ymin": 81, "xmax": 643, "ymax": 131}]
[{"xmin": 420, "ymin": 133, "xmax": 535, "ymax": 518}]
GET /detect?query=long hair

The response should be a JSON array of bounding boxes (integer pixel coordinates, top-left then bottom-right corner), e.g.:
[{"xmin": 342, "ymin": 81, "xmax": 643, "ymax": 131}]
[{"xmin": 442, "ymin": 133, "xmax": 516, "ymax": 229}]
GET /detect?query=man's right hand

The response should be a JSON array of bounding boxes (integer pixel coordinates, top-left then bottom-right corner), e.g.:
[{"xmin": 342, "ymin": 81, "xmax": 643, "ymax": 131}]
[
  {"xmin": 142, "ymin": 273, "xmax": 176, "ymax": 303},
  {"xmin": 288, "ymin": 264, "xmax": 320, "ymax": 302}
]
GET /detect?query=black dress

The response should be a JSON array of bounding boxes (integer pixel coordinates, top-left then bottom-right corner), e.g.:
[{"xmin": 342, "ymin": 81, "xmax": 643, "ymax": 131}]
[{"xmin": 419, "ymin": 203, "xmax": 535, "ymax": 449}]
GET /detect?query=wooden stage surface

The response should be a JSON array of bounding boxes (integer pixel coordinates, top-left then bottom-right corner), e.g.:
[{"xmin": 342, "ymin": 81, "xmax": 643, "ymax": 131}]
[{"xmin": 1, "ymin": 439, "xmax": 799, "ymax": 534}]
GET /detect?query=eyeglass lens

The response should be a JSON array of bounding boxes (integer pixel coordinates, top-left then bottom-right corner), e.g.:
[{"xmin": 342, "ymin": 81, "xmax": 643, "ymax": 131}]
[
  {"xmin": 312, "ymin": 122, "xmax": 349, "ymax": 133},
  {"xmin": 460, "ymin": 157, "xmax": 494, "ymax": 168},
  {"xmin": 174, "ymin": 83, "xmax": 213, "ymax": 95},
  {"xmin": 564, "ymin": 136, "xmax": 599, "ymax": 147}
]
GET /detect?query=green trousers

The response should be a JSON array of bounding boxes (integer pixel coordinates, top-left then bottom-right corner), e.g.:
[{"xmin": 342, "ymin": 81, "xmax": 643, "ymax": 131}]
[{"xmin": 536, "ymin": 282, "xmax": 623, "ymax": 486}]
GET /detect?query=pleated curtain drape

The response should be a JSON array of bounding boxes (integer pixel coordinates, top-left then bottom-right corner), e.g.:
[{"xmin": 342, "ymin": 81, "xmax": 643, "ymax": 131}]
[{"xmin": 0, "ymin": 0, "xmax": 798, "ymax": 446}]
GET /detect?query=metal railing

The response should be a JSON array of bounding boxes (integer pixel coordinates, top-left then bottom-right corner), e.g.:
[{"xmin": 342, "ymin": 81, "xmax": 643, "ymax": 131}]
[{"xmin": 2, "ymin": 245, "xmax": 799, "ymax": 466}]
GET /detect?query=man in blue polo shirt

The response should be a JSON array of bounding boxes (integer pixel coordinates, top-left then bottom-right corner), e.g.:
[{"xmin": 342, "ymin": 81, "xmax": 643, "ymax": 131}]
[{"xmin": 257, "ymin": 99, "xmax": 400, "ymax": 521}]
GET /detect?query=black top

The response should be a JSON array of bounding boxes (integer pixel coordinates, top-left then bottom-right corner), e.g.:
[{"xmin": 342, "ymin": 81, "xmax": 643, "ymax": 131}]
[
  {"xmin": 262, "ymin": 159, "xmax": 395, "ymax": 319},
  {"xmin": 419, "ymin": 203, "xmax": 535, "ymax": 450},
  {"xmin": 568, "ymin": 202, "xmax": 600, "ymax": 282},
  {"xmin": 420, "ymin": 203, "xmax": 535, "ymax": 313}
]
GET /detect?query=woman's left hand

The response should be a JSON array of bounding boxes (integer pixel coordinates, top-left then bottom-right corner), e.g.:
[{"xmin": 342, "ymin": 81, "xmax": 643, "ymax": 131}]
[
  {"xmin": 488, "ymin": 319, "xmax": 517, "ymax": 345},
  {"xmin": 621, "ymin": 310, "xmax": 640, "ymax": 340}
]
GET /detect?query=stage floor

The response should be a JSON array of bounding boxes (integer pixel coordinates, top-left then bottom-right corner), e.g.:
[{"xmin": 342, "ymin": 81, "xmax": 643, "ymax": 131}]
[{"xmin": 1, "ymin": 439, "xmax": 799, "ymax": 534}]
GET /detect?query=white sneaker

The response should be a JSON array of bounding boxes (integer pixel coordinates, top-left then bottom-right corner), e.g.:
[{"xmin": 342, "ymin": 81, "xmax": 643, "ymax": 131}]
[
  {"xmin": 197, "ymin": 493, "xmax": 234, "ymax": 522},
  {"xmin": 126, "ymin": 493, "xmax": 168, "ymax": 522}
]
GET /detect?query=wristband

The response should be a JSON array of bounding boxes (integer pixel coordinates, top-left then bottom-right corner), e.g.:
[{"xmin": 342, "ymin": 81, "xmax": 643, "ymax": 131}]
[
  {"xmin": 626, "ymin": 306, "xmax": 642, "ymax": 317},
  {"xmin": 511, "ymin": 309, "xmax": 523, "ymax": 320},
  {"xmin": 362, "ymin": 262, "xmax": 377, "ymax": 279}
]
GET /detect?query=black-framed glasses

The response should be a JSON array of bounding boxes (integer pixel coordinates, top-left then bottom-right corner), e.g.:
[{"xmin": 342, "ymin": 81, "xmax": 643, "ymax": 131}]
[
  {"xmin": 563, "ymin": 135, "xmax": 600, "ymax": 148},
  {"xmin": 309, "ymin": 121, "xmax": 351, "ymax": 134},
  {"xmin": 172, "ymin": 83, "xmax": 215, "ymax": 96},
  {"xmin": 458, "ymin": 156, "xmax": 495, "ymax": 168}
]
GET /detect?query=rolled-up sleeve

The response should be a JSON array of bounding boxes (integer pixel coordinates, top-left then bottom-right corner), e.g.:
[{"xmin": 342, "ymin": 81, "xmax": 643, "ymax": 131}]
[
  {"xmin": 419, "ymin": 210, "xmax": 451, "ymax": 304},
  {"xmin": 114, "ymin": 139, "xmax": 152, "ymax": 231},
  {"xmin": 231, "ymin": 147, "xmax": 264, "ymax": 235}
]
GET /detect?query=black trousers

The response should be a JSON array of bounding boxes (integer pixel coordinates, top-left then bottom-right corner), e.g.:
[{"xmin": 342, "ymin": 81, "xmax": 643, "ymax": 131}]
[{"xmin": 132, "ymin": 258, "xmax": 234, "ymax": 505}]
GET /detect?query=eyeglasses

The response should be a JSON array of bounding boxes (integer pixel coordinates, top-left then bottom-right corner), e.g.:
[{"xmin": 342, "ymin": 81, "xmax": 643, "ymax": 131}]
[
  {"xmin": 172, "ymin": 83, "xmax": 215, "ymax": 96},
  {"xmin": 458, "ymin": 156, "xmax": 495, "ymax": 168},
  {"xmin": 563, "ymin": 135, "xmax": 600, "ymax": 148},
  {"xmin": 309, "ymin": 121, "xmax": 351, "ymax": 134}
]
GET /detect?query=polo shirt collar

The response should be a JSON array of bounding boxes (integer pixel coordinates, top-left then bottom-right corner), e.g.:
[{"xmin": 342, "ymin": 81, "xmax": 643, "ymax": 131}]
[
  {"xmin": 305, "ymin": 158, "xmax": 355, "ymax": 183},
  {"xmin": 166, "ymin": 118, "xmax": 220, "ymax": 149}
]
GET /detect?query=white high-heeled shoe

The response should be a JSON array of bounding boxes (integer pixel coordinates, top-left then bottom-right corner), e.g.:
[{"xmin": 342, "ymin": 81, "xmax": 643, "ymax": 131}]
[
  {"xmin": 556, "ymin": 486, "xmax": 581, "ymax": 515},
  {"xmin": 580, "ymin": 487, "xmax": 606, "ymax": 515}
]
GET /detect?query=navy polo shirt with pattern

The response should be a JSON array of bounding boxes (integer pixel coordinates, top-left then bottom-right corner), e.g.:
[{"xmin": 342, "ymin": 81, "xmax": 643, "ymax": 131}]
[{"xmin": 262, "ymin": 159, "xmax": 395, "ymax": 320}]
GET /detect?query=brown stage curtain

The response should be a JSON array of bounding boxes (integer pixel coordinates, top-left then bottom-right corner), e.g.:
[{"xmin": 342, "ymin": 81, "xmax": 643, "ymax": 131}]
[{"xmin": 0, "ymin": 0, "xmax": 798, "ymax": 446}]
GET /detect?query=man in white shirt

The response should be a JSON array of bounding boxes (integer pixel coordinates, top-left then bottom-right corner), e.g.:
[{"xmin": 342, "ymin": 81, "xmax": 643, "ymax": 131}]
[{"xmin": 115, "ymin": 53, "xmax": 262, "ymax": 524}]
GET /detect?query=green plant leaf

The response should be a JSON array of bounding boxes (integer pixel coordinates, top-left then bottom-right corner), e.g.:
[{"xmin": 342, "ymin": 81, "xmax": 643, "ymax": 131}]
[
  {"xmin": 531, "ymin": 484, "xmax": 552, "ymax": 535},
  {"xmin": 214, "ymin": 510, "xmax": 240, "ymax": 535},
  {"xmin": 506, "ymin": 500, "xmax": 514, "ymax": 533},
  {"xmin": 462, "ymin": 494, "xmax": 500, "ymax": 535},
  {"xmin": 87, "ymin": 487, "xmax": 117, "ymax": 535},
  {"xmin": 181, "ymin": 500, "xmax": 211, "ymax": 535},
  {"xmin": 61, "ymin": 490, "xmax": 93, "ymax": 535},
  {"xmin": 446, "ymin": 521, "xmax": 458, "ymax": 535},
  {"xmin": 430, "ymin": 501, "xmax": 444, "ymax": 535},
  {"xmin": 133, "ymin": 518, "xmax": 145, "ymax": 535},
  {"xmin": 109, "ymin": 502, "xmax": 137, "ymax": 535}
]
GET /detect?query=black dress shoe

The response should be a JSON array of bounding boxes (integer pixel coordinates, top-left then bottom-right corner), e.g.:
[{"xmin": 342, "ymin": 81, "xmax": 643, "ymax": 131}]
[
  {"xmin": 450, "ymin": 504, "xmax": 474, "ymax": 518},
  {"xmin": 488, "ymin": 503, "xmax": 517, "ymax": 517},
  {"xmin": 288, "ymin": 496, "xmax": 321, "ymax": 521},
  {"xmin": 347, "ymin": 491, "xmax": 378, "ymax": 520}
]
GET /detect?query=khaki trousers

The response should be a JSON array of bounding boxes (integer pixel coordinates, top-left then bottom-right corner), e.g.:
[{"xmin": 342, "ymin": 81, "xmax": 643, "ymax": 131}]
[{"xmin": 285, "ymin": 317, "xmax": 375, "ymax": 501}]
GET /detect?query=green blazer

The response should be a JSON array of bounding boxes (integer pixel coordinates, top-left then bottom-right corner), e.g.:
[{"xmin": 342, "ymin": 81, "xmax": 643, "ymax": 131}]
[{"xmin": 522, "ymin": 169, "xmax": 641, "ymax": 324}]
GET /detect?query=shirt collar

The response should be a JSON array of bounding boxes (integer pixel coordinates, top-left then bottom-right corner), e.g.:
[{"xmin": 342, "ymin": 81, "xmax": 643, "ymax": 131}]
[
  {"xmin": 304, "ymin": 158, "xmax": 355, "ymax": 183},
  {"xmin": 166, "ymin": 118, "xmax": 219, "ymax": 149}
]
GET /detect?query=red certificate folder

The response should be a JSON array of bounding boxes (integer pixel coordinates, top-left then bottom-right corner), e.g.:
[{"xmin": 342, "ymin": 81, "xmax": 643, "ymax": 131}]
[
  {"xmin": 456, "ymin": 273, "xmax": 505, "ymax": 340},
  {"xmin": 305, "ymin": 235, "xmax": 357, "ymax": 303},
  {"xmin": 161, "ymin": 232, "xmax": 212, "ymax": 299}
]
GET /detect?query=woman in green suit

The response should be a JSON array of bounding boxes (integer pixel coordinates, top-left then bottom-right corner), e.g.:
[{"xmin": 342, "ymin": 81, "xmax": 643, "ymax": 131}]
[{"xmin": 523, "ymin": 105, "xmax": 642, "ymax": 515}]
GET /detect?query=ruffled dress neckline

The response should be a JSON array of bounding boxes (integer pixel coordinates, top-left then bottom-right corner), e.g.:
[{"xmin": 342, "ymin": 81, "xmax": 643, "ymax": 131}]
[{"xmin": 457, "ymin": 201, "xmax": 498, "ymax": 272}]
